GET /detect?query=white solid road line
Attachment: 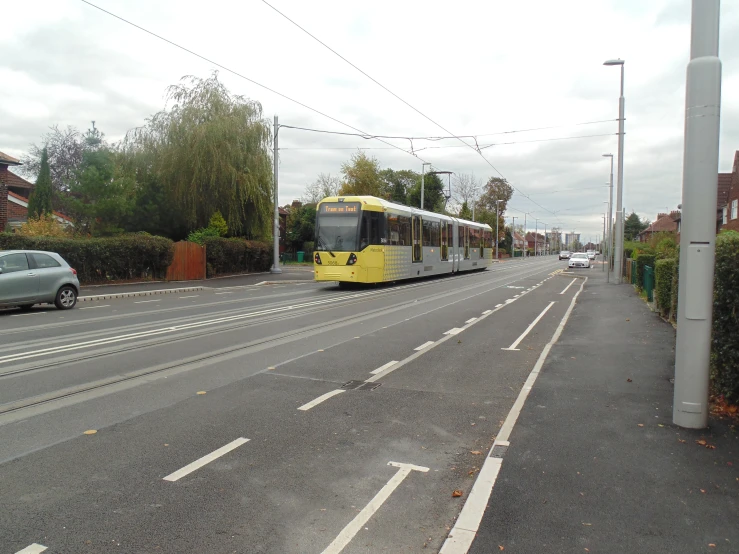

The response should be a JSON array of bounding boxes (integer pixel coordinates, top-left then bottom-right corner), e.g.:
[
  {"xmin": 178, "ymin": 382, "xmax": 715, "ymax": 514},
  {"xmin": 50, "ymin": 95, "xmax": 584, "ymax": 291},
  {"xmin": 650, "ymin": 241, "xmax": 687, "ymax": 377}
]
[
  {"xmin": 179, "ymin": 295, "xmax": 200, "ymax": 299},
  {"xmin": 559, "ymin": 278, "xmax": 577, "ymax": 295},
  {"xmin": 444, "ymin": 328, "xmax": 464, "ymax": 336},
  {"xmin": 320, "ymin": 462, "xmax": 429, "ymax": 554},
  {"xmin": 501, "ymin": 301, "xmax": 556, "ymax": 351},
  {"xmin": 214, "ymin": 291, "xmax": 234, "ymax": 295},
  {"xmin": 465, "ymin": 317, "xmax": 477, "ymax": 324},
  {"xmin": 14, "ymin": 544, "xmax": 47, "ymax": 554},
  {"xmin": 370, "ymin": 361, "xmax": 398, "ymax": 375},
  {"xmin": 440, "ymin": 277, "xmax": 587, "ymax": 554},
  {"xmin": 297, "ymin": 389, "xmax": 345, "ymax": 411},
  {"xmin": 79, "ymin": 305, "xmax": 110, "ymax": 310},
  {"xmin": 134, "ymin": 299, "xmax": 161, "ymax": 304},
  {"xmin": 414, "ymin": 341, "xmax": 435, "ymax": 351},
  {"xmin": 163, "ymin": 437, "xmax": 250, "ymax": 482},
  {"xmin": 482, "ymin": 310, "xmax": 492, "ymax": 315}
]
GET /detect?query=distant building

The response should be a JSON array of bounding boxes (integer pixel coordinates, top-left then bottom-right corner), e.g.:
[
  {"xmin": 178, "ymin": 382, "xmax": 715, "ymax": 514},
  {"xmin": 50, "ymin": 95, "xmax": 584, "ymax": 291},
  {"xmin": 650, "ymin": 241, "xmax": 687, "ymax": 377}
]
[{"xmin": 563, "ymin": 233, "xmax": 580, "ymax": 248}]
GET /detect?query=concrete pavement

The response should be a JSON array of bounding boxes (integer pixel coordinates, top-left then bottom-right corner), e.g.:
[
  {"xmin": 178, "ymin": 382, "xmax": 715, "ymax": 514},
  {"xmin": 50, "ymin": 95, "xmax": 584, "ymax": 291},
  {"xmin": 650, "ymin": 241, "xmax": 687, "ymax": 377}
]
[{"xmin": 469, "ymin": 267, "xmax": 739, "ymax": 553}]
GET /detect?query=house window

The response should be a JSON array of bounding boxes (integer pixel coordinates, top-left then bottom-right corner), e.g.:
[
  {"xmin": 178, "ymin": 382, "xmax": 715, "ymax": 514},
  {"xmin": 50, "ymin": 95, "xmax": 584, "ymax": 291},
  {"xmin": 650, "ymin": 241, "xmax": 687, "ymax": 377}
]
[
  {"xmin": 723, "ymin": 206, "xmax": 728, "ymax": 225},
  {"xmin": 732, "ymin": 200, "xmax": 738, "ymax": 220}
]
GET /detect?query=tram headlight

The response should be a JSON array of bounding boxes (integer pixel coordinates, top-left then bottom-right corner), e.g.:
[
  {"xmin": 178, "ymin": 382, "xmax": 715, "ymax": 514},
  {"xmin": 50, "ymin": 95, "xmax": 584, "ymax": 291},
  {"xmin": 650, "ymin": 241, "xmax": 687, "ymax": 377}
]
[
  {"xmin": 346, "ymin": 253, "xmax": 357, "ymax": 265},
  {"xmin": 314, "ymin": 252, "xmax": 322, "ymax": 264}
]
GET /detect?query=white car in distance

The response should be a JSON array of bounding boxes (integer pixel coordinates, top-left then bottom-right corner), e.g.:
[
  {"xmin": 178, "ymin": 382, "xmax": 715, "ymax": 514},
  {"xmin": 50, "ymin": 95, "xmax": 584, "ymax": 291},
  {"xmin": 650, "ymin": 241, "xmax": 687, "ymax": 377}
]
[{"xmin": 568, "ymin": 252, "xmax": 591, "ymax": 269}]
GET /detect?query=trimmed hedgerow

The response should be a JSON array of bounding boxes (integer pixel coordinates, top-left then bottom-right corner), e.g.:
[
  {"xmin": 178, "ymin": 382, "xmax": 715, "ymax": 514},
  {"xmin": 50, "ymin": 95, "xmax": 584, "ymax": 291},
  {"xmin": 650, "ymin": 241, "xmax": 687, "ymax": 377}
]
[
  {"xmin": 0, "ymin": 232, "xmax": 174, "ymax": 284},
  {"xmin": 655, "ymin": 258, "xmax": 676, "ymax": 318},
  {"xmin": 711, "ymin": 231, "xmax": 739, "ymax": 403},
  {"xmin": 201, "ymin": 237, "xmax": 271, "ymax": 277}
]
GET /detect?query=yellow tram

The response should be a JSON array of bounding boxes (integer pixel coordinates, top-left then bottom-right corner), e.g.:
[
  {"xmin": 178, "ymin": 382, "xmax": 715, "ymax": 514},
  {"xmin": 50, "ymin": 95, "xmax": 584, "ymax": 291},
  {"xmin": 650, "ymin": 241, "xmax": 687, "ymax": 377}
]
[{"xmin": 313, "ymin": 196, "xmax": 494, "ymax": 284}]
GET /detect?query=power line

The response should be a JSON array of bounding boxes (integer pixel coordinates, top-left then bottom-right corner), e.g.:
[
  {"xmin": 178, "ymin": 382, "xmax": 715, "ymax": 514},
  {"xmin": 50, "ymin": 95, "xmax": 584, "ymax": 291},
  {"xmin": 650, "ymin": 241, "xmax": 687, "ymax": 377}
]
[
  {"xmin": 260, "ymin": 0, "xmax": 561, "ymax": 216},
  {"xmin": 79, "ymin": 0, "xmax": 430, "ymax": 165}
]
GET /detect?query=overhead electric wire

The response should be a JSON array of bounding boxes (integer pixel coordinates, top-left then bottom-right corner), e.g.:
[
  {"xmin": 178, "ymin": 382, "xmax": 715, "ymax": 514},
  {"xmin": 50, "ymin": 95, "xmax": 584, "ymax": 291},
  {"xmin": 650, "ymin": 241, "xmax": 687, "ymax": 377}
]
[
  {"xmin": 79, "ymin": 0, "xmax": 431, "ymax": 165},
  {"xmin": 261, "ymin": 0, "xmax": 565, "ymax": 216}
]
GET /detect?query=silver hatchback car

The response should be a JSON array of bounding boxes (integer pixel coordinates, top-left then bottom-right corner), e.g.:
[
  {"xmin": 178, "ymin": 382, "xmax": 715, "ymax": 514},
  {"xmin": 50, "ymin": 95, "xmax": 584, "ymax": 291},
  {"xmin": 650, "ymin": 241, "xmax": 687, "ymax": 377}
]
[{"xmin": 0, "ymin": 250, "xmax": 80, "ymax": 310}]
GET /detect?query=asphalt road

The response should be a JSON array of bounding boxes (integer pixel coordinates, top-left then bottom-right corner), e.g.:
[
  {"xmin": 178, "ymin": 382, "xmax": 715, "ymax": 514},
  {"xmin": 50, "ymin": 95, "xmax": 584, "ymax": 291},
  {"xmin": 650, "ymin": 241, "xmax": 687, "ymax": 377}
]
[{"xmin": 0, "ymin": 257, "xmax": 584, "ymax": 554}]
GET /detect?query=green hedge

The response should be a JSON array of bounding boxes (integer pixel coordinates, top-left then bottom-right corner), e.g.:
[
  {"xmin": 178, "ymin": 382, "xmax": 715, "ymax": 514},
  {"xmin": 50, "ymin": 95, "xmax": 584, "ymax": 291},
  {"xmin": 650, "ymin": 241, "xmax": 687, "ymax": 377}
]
[
  {"xmin": 711, "ymin": 231, "xmax": 739, "ymax": 403},
  {"xmin": 634, "ymin": 252, "xmax": 656, "ymax": 290},
  {"xmin": 0, "ymin": 233, "xmax": 174, "ymax": 284},
  {"xmin": 202, "ymin": 237, "xmax": 271, "ymax": 277},
  {"xmin": 670, "ymin": 251, "xmax": 680, "ymax": 322},
  {"xmin": 655, "ymin": 258, "xmax": 676, "ymax": 317}
]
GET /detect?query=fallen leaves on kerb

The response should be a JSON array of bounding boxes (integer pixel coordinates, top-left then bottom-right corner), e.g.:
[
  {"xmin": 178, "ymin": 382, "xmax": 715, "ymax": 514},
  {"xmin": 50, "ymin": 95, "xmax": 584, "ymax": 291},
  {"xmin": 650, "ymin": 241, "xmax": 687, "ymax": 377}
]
[
  {"xmin": 696, "ymin": 439, "xmax": 717, "ymax": 449},
  {"xmin": 452, "ymin": 490, "xmax": 464, "ymax": 498}
]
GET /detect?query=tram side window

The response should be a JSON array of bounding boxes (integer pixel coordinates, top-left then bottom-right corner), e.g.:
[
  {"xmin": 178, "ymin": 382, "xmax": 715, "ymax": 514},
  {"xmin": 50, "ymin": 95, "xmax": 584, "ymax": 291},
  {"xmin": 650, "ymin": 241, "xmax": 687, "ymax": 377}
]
[
  {"xmin": 360, "ymin": 211, "xmax": 385, "ymax": 249},
  {"xmin": 386, "ymin": 213, "xmax": 411, "ymax": 246},
  {"xmin": 470, "ymin": 228, "xmax": 480, "ymax": 249},
  {"xmin": 422, "ymin": 220, "xmax": 440, "ymax": 247}
]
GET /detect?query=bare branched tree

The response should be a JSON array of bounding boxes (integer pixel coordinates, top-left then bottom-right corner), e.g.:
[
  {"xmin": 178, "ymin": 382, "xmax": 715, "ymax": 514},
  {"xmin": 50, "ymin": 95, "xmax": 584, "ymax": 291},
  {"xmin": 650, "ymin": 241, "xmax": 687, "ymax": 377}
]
[
  {"xmin": 303, "ymin": 173, "xmax": 341, "ymax": 204},
  {"xmin": 453, "ymin": 173, "xmax": 482, "ymax": 207}
]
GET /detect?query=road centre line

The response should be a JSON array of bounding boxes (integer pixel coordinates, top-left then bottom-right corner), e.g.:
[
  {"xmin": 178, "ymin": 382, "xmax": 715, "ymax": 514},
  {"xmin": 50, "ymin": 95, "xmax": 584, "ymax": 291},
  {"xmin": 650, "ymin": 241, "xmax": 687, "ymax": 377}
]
[
  {"xmin": 298, "ymin": 389, "xmax": 345, "ymax": 411},
  {"xmin": 465, "ymin": 318, "xmax": 477, "ymax": 323},
  {"xmin": 495, "ymin": 304, "xmax": 503, "ymax": 308},
  {"xmin": 440, "ymin": 277, "xmax": 587, "ymax": 554},
  {"xmin": 370, "ymin": 360, "xmax": 398, "ymax": 375},
  {"xmin": 501, "ymin": 301, "xmax": 556, "ymax": 351},
  {"xmin": 444, "ymin": 328, "xmax": 464, "ymax": 336},
  {"xmin": 163, "ymin": 437, "xmax": 249, "ymax": 482},
  {"xmin": 560, "ymin": 278, "xmax": 577, "ymax": 295},
  {"xmin": 482, "ymin": 310, "xmax": 492, "ymax": 315},
  {"xmin": 79, "ymin": 305, "xmax": 110, "ymax": 310},
  {"xmin": 14, "ymin": 545, "xmax": 47, "ymax": 554},
  {"xmin": 320, "ymin": 462, "xmax": 429, "ymax": 554},
  {"xmin": 414, "ymin": 341, "xmax": 435, "ymax": 351}
]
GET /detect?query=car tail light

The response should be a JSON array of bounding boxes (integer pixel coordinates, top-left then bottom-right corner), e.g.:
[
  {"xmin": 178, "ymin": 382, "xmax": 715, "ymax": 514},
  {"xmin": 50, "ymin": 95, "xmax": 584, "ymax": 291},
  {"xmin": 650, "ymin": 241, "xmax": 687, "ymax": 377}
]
[
  {"xmin": 314, "ymin": 252, "xmax": 322, "ymax": 264},
  {"xmin": 70, "ymin": 268, "xmax": 77, "ymax": 275},
  {"xmin": 346, "ymin": 253, "xmax": 357, "ymax": 266}
]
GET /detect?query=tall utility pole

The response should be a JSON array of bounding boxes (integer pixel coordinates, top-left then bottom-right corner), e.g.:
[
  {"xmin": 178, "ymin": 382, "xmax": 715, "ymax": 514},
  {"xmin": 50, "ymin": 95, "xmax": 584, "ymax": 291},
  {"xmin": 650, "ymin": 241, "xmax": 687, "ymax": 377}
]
[
  {"xmin": 420, "ymin": 162, "xmax": 431, "ymax": 210},
  {"xmin": 602, "ymin": 214, "xmax": 607, "ymax": 272},
  {"xmin": 674, "ymin": 0, "xmax": 721, "ymax": 429},
  {"xmin": 271, "ymin": 115, "xmax": 282, "ymax": 274},
  {"xmin": 495, "ymin": 199, "xmax": 501, "ymax": 260},
  {"xmin": 524, "ymin": 213, "xmax": 528, "ymax": 258},
  {"xmin": 535, "ymin": 219, "xmax": 539, "ymax": 257},
  {"xmin": 511, "ymin": 216, "xmax": 517, "ymax": 259},
  {"xmin": 603, "ymin": 154, "xmax": 615, "ymax": 281},
  {"xmin": 604, "ymin": 59, "xmax": 626, "ymax": 283}
]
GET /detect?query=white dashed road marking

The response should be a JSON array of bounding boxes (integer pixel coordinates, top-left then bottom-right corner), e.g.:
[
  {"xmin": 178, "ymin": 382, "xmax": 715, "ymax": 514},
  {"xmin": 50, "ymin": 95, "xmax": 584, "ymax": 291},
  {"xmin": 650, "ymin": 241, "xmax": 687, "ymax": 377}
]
[
  {"xmin": 163, "ymin": 438, "xmax": 250, "ymax": 482},
  {"xmin": 298, "ymin": 389, "xmax": 346, "ymax": 411}
]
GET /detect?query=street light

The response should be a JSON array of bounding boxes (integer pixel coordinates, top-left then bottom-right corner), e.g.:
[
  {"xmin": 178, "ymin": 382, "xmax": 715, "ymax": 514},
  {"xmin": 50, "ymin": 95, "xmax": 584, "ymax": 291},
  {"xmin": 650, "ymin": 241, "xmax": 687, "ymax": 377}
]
[
  {"xmin": 602, "ymin": 154, "xmax": 614, "ymax": 281},
  {"xmin": 604, "ymin": 59, "xmax": 625, "ymax": 283}
]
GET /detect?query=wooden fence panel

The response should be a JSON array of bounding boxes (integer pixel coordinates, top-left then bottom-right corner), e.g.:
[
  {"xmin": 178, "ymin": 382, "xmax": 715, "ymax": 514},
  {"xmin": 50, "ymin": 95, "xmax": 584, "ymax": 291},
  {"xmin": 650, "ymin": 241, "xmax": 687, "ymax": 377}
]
[{"xmin": 166, "ymin": 241, "xmax": 206, "ymax": 281}]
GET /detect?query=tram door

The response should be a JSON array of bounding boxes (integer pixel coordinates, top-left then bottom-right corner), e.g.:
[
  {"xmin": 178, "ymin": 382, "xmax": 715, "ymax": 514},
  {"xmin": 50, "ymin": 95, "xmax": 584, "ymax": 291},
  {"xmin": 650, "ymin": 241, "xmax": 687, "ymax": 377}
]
[
  {"xmin": 464, "ymin": 226, "xmax": 470, "ymax": 259},
  {"xmin": 412, "ymin": 215, "xmax": 422, "ymax": 262},
  {"xmin": 441, "ymin": 222, "xmax": 449, "ymax": 261}
]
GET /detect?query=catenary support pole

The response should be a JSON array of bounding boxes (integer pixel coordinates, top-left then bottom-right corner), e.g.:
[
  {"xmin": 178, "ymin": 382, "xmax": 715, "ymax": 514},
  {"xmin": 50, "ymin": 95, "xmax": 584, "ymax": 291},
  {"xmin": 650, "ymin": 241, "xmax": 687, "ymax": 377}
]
[
  {"xmin": 674, "ymin": 0, "xmax": 721, "ymax": 429},
  {"xmin": 271, "ymin": 115, "xmax": 282, "ymax": 274}
]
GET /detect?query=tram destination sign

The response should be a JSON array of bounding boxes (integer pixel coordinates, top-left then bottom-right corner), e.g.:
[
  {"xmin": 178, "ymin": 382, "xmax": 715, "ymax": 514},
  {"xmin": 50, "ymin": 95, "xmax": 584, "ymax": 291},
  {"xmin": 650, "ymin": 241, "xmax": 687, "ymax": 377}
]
[{"xmin": 319, "ymin": 202, "xmax": 360, "ymax": 214}]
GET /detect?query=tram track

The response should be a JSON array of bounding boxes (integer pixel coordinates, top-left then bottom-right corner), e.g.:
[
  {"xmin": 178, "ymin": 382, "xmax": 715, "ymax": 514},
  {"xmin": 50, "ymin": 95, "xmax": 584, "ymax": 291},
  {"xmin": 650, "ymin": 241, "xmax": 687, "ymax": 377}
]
[{"xmin": 0, "ymin": 260, "xmax": 559, "ymax": 418}]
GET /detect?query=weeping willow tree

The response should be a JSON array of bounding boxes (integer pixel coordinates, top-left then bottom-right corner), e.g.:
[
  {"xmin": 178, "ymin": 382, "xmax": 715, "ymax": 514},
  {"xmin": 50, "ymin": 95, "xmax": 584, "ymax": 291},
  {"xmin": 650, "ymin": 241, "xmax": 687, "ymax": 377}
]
[{"xmin": 125, "ymin": 73, "xmax": 273, "ymax": 237}]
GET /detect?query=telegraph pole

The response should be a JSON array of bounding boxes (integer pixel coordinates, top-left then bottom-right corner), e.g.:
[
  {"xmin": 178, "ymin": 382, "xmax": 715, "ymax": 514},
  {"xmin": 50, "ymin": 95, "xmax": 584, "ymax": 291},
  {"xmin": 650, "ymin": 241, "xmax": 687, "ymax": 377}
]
[
  {"xmin": 511, "ymin": 216, "xmax": 517, "ymax": 259},
  {"xmin": 674, "ymin": 0, "xmax": 721, "ymax": 429},
  {"xmin": 271, "ymin": 115, "xmax": 282, "ymax": 274}
]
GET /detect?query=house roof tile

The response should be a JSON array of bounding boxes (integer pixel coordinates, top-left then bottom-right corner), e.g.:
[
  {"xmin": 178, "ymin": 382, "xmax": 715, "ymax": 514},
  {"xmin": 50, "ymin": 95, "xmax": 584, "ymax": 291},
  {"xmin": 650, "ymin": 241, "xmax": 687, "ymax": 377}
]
[
  {"xmin": 0, "ymin": 151, "xmax": 21, "ymax": 165},
  {"xmin": 8, "ymin": 190, "xmax": 73, "ymax": 223},
  {"xmin": 1, "ymin": 169, "xmax": 34, "ymax": 189}
]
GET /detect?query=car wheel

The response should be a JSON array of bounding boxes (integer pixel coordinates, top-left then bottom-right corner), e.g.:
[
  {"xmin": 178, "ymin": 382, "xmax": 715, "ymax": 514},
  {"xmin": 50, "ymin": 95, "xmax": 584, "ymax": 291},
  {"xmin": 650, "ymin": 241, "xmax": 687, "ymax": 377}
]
[{"xmin": 55, "ymin": 285, "xmax": 78, "ymax": 310}]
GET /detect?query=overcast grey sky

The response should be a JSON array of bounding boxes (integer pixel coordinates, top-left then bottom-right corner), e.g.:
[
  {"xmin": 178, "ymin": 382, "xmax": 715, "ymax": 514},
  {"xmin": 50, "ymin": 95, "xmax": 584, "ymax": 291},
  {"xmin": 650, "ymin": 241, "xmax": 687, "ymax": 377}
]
[{"xmin": 2, "ymin": 0, "xmax": 738, "ymax": 240}]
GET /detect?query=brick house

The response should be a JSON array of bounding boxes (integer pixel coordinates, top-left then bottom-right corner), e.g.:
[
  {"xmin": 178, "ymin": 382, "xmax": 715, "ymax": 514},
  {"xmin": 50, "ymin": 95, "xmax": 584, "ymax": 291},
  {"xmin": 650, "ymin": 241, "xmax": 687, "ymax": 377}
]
[
  {"xmin": 718, "ymin": 151, "xmax": 739, "ymax": 232},
  {"xmin": 0, "ymin": 150, "xmax": 72, "ymax": 230},
  {"xmin": 674, "ymin": 150, "xmax": 739, "ymax": 237},
  {"xmin": 525, "ymin": 232, "xmax": 546, "ymax": 255},
  {"xmin": 637, "ymin": 211, "xmax": 680, "ymax": 242}
]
